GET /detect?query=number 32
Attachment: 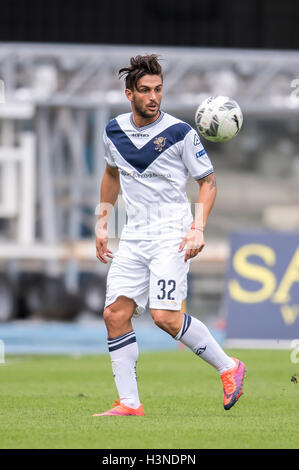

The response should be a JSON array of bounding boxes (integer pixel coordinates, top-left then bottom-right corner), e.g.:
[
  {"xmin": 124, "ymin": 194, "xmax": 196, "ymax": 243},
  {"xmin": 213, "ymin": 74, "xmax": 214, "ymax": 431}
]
[{"xmin": 157, "ymin": 279, "xmax": 176, "ymax": 300}]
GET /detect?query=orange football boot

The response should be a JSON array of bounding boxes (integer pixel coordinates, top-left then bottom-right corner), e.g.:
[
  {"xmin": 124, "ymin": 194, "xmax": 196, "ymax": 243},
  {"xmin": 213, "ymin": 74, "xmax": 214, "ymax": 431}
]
[
  {"xmin": 221, "ymin": 357, "xmax": 246, "ymax": 410},
  {"xmin": 92, "ymin": 400, "xmax": 145, "ymax": 416}
]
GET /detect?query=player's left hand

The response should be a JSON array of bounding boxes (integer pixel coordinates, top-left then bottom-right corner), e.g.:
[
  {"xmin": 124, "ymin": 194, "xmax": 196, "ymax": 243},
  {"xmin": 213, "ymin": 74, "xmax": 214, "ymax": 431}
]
[
  {"xmin": 179, "ymin": 229, "xmax": 205, "ymax": 262},
  {"xmin": 96, "ymin": 227, "xmax": 114, "ymax": 264}
]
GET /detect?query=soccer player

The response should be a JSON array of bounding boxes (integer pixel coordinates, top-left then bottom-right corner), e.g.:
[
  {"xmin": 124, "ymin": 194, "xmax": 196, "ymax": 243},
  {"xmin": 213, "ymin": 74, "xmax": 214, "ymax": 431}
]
[{"xmin": 93, "ymin": 55, "xmax": 245, "ymax": 417}]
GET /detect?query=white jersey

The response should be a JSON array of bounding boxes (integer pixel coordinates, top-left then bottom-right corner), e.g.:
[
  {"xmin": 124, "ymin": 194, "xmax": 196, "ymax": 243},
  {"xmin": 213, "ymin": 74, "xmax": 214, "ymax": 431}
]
[{"xmin": 103, "ymin": 111, "xmax": 214, "ymax": 240}]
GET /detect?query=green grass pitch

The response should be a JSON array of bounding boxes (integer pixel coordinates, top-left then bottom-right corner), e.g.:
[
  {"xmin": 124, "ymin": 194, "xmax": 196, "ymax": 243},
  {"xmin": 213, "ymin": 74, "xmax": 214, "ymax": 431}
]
[{"xmin": 1, "ymin": 349, "xmax": 298, "ymax": 449}]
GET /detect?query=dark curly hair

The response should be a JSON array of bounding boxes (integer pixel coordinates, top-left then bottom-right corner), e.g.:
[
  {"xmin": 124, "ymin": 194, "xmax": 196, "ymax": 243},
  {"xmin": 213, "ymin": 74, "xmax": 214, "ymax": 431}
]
[{"xmin": 118, "ymin": 54, "xmax": 163, "ymax": 91}]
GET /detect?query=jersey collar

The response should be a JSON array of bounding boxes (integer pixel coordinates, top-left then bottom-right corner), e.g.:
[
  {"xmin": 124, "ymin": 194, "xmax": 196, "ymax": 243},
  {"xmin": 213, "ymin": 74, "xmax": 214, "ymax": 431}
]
[{"xmin": 130, "ymin": 111, "xmax": 164, "ymax": 131}]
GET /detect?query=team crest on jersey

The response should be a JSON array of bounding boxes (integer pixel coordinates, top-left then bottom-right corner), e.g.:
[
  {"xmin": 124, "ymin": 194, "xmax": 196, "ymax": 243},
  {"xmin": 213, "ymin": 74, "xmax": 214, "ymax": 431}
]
[{"xmin": 154, "ymin": 136, "xmax": 167, "ymax": 152}]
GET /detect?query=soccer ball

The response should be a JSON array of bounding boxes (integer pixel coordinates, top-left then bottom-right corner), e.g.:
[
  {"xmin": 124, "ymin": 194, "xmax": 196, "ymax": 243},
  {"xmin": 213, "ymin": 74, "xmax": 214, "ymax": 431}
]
[{"xmin": 195, "ymin": 95, "xmax": 243, "ymax": 142}]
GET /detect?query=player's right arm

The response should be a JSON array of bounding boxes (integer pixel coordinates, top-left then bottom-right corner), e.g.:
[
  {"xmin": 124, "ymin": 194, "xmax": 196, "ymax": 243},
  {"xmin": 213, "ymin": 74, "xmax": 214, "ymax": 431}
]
[{"xmin": 96, "ymin": 164, "xmax": 120, "ymax": 264}]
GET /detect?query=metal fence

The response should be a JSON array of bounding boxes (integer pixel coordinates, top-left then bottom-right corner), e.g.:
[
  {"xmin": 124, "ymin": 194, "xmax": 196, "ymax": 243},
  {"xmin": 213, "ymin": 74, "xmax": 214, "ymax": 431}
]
[{"xmin": 0, "ymin": 43, "xmax": 298, "ymax": 321}]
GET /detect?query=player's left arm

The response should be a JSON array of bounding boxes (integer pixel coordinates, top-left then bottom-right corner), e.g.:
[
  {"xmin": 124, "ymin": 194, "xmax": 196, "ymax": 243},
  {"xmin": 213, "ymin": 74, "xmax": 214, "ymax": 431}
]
[{"xmin": 179, "ymin": 172, "xmax": 217, "ymax": 262}]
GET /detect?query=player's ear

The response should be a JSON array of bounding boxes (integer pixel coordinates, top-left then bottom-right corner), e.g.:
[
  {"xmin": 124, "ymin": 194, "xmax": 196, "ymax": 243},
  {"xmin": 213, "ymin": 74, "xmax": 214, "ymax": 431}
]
[{"xmin": 125, "ymin": 88, "xmax": 133, "ymax": 102}]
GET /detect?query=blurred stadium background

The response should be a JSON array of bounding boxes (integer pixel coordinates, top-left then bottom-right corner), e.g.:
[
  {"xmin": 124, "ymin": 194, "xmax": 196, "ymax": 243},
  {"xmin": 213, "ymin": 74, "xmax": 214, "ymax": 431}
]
[{"xmin": 0, "ymin": 0, "xmax": 299, "ymax": 354}]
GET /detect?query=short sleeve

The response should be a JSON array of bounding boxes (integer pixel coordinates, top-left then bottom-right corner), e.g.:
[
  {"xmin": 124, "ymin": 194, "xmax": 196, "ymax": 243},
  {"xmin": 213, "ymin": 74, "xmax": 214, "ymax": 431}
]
[
  {"xmin": 182, "ymin": 129, "xmax": 214, "ymax": 180},
  {"xmin": 103, "ymin": 130, "xmax": 118, "ymax": 168}
]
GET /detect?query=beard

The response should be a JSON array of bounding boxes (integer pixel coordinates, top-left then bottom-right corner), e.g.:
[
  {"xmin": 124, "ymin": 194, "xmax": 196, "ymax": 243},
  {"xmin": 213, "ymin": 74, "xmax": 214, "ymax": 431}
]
[{"xmin": 133, "ymin": 98, "xmax": 160, "ymax": 120}]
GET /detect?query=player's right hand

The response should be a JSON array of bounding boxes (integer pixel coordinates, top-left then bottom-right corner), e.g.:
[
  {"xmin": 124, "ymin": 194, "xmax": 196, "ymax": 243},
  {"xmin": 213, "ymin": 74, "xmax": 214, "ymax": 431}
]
[{"xmin": 96, "ymin": 228, "xmax": 114, "ymax": 264}]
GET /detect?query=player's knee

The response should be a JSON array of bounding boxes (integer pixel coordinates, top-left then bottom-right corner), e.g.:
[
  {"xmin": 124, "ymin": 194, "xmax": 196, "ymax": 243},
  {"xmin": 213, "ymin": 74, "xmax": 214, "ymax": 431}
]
[
  {"xmin": 103, "ymin": 302, "xmax": 131, "ymax": 331},
  {"xmin": 151, "ymin": 309, "xmax": 183, "ymax": 337},
  {"xmin": 151, "ymin": 310, "xmax": 171, "ymax": 330},
  {"xmin": 103, "ymin": 305, "xmax": 122, "ymax": 329}
]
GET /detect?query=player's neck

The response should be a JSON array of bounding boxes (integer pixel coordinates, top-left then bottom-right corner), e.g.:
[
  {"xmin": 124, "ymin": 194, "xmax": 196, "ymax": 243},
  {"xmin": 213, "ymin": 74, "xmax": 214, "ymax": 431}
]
[{"xmin": 131, "ymin": 110, "xmax": 161, "ymax": 129}]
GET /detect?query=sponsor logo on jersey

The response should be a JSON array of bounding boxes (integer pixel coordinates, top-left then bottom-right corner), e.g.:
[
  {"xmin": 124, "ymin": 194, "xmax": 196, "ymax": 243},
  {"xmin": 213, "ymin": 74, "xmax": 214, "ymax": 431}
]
[
  {"xmin": 131, "ymin": 133, "xmax": 150, "ymax": 138},
  {"xmin": 154, "ymin": 136, "xmax": 167, "ymax": 152},
  {"xmin": 120, "ymin": 169, "xmax": 171, "ymax": 179},
  {"xmin": 196, "ymin": 149, "xmax": 206, "ymax": 159},
  {"xmin": 194, "ymin": 133, "xmax": 201, "ymax": 146}
]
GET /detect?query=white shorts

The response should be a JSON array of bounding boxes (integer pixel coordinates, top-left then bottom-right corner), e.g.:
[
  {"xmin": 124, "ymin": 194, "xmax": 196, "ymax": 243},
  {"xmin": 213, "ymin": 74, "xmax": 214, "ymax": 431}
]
[{"xmin": 104, "ymin": 238, "xmax": 190, "ymax": 315}]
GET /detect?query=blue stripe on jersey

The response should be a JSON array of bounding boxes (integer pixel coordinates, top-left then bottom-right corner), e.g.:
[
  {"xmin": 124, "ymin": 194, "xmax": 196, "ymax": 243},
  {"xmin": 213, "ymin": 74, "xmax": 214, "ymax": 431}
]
[
  {"xmin": 106, "ymin": 119, "xmax": 191, "ymax": 174},
  {"xmin": 108, "ymin": 336, "xmax": 137, "ymax": 352}
]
